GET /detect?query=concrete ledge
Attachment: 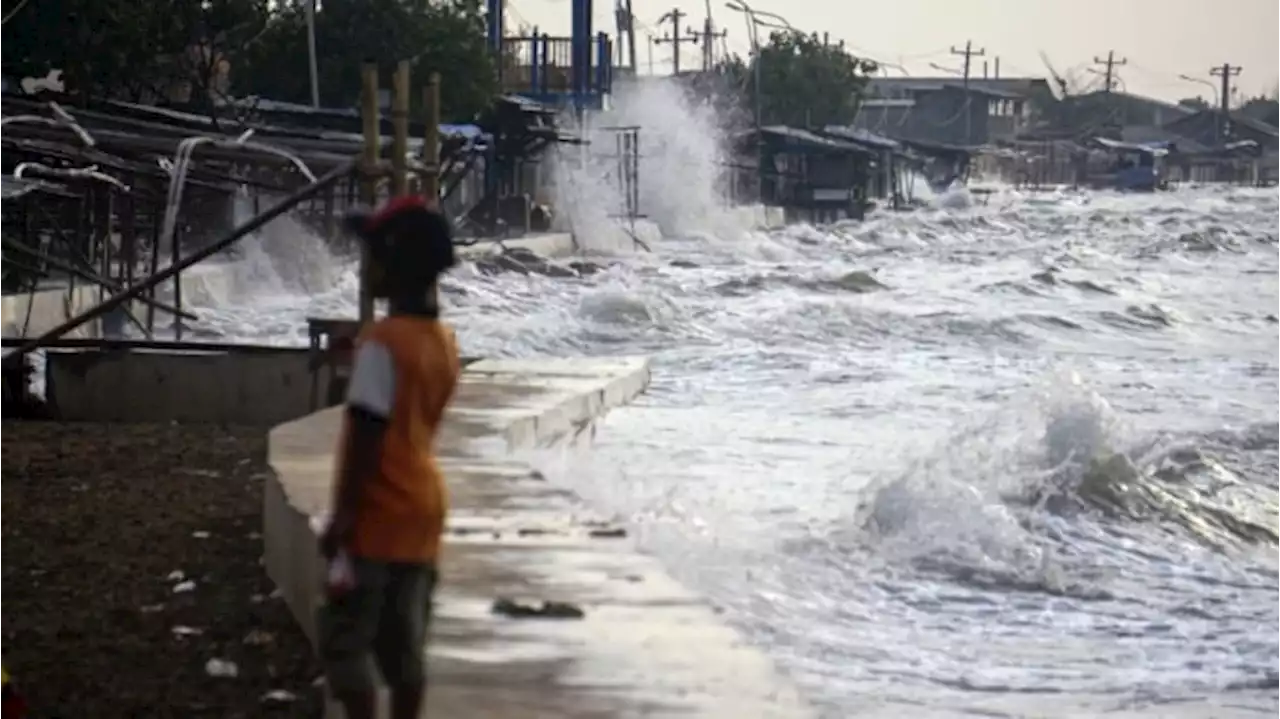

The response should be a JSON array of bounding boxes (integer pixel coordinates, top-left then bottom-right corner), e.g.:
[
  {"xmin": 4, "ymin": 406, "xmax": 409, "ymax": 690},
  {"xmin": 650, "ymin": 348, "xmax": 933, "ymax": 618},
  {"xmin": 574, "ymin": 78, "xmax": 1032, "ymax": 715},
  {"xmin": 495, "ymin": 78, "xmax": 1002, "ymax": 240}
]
[
  {"xmin": 265, "ymin": 356, "xmax": 815, "ymax": 717},
  {"xmin": 456, "ymin": 233, "xmax": 577, "ymax": 260},
  {"xmin": 46, "ymin": 347, "xmax": 314, "ymax": 424}
]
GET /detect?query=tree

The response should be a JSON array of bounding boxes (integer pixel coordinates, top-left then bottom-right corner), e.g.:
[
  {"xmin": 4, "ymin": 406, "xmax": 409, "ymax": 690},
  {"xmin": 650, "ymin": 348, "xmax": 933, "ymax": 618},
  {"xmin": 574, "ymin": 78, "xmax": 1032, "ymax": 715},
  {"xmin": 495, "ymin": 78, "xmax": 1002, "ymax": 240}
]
[
  {"xmin": 2, "ymin": 0, "xmax": 497, "ymax": 122},
  {"xmin": 716, "ymin": 31, "xmax": 877, "ymax": 129},
  {"xmin": 236, "ymin": 0, "xmax": 497, "ymax": 122},
  {"xmin": 2, "ymin": 0, "xmax": 268, "ymax": 106}
]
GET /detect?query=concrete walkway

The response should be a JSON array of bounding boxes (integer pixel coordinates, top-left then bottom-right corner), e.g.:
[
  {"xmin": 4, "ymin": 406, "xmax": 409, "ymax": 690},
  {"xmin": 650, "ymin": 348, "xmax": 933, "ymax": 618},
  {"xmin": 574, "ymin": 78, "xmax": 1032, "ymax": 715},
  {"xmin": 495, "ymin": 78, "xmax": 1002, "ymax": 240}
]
[{"xmin": 264, "ymin": 356, "xmax": 815, "ymax": 718}]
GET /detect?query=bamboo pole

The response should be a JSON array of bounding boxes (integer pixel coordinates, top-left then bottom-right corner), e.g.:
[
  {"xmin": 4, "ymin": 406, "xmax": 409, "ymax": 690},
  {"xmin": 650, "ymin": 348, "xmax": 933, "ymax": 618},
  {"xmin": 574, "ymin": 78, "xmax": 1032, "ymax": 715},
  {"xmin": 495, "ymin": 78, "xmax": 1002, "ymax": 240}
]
[
  {"xmin": 5, "ymin": 161, "xmax": 355, "ymax": 363},
  {"xmin": 422, "ymin": 73, "xmax": 442, "ymax": 308},
  {"xmin": 359, "ymin": 63, "xmax": 381, "ymax": 324},
  {"xmin": 422, "ymin": 72, "xmax": 441, "ymax": 206},
  {"xmin": 391, "ymin": 60, "xmax": 411, "ymax": 196}
]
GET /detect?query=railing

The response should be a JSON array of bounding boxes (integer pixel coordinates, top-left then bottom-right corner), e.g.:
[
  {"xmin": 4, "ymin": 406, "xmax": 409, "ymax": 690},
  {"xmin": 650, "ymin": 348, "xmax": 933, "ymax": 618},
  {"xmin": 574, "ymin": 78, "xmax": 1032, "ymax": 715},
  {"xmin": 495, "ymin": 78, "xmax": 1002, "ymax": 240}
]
[
  {"xmin": 595, "ymin": 125, "xmax": 641, "ymax": 219},
  {"xmin": 500, "ymin": 33, "xmax": 614, "ymax": 100}
]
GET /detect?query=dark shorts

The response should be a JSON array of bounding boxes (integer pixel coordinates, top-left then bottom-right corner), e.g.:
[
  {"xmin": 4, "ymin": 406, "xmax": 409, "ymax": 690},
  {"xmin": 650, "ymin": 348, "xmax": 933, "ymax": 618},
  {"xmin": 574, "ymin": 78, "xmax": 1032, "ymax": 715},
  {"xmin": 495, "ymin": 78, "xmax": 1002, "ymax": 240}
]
[{"xmin": 317, "ymin": 558, "xmax": 437, "ymax": 694}]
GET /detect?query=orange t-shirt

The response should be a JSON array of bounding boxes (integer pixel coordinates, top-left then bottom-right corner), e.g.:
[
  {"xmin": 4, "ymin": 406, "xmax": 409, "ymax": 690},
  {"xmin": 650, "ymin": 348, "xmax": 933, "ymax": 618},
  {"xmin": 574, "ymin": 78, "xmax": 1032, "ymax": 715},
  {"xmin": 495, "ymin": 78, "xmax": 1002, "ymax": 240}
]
[{"xmin": 336, "ymin": 315, "xmax": 460, "ymax": 563}]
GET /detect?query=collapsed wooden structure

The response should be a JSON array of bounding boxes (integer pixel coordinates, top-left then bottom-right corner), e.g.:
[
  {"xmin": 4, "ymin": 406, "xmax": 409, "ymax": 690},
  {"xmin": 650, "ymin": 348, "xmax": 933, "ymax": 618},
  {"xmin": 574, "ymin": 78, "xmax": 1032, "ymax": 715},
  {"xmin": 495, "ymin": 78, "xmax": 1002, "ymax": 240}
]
[{"xmin": 0, "ymin": 62, "xmax": 460, "ymax": 410}]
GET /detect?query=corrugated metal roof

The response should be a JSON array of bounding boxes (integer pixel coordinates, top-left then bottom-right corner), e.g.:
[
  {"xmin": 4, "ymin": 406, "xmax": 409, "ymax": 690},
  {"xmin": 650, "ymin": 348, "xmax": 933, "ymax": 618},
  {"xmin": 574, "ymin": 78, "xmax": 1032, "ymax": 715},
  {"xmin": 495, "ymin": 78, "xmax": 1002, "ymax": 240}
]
[
  {"xmin": 867, "ymin": 77, "xmax": 1055, "ymax": 99},
  {"xmin": 938, "ymin": 83, "xmax": 1026, "ymax": 100},
  {"xmin": 1163, "ymin": 109, "xmax": 1280, "ymax": 140},
  {"xmin": 109, "ymin": 96, "xmax": 485, "ymax": 139},
  {"xmin": 821, "ymin": 125, "xmax": 900, "ymax": 150},
  {"xmin": 757, "ymin": 125, "xmax": 874, "ymax": 154},
  {"xmin": 1093, "ymin": 136, "xmax": 1170, "ymax": 156},
  {"xmin": 1120, "ymin": 125, "xmax": 1212, "ymax": 154}
]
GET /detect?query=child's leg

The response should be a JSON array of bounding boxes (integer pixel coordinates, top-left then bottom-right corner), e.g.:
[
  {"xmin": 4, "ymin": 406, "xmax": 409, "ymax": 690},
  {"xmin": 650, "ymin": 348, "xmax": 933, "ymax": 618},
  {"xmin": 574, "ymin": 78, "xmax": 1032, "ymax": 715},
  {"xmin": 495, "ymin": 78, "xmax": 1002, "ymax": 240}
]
[
  {"xmin": 373, "ymin": 563, "xmax": 438, "ymax": 719},
  {"xmin": 317, "ymin": 559, "xmax": 391, "ymax": 719}
]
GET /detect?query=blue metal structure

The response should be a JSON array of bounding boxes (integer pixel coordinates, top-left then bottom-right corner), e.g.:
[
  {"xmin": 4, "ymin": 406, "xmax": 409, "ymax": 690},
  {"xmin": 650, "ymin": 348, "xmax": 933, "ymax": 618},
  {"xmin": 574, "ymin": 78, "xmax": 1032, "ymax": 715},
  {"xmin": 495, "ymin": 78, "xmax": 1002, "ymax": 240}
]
[{"xmin": 486, "ymin": 0, "xmax": 613, "ymax": 110}]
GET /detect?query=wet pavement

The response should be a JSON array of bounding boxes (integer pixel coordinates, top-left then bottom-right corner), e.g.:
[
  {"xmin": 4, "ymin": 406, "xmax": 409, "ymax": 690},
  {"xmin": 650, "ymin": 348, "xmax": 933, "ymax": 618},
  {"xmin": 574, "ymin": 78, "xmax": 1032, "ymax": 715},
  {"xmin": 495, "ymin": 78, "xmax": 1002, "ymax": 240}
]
[{"xmin": 264, "ymin": 356, "xmax": 815, "ymax": 718}]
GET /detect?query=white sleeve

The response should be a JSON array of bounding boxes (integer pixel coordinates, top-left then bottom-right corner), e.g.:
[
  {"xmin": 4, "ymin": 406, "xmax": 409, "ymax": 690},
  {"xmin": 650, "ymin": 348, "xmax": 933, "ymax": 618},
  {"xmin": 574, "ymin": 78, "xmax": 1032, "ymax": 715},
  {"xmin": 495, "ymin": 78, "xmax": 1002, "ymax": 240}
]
[{"xmin": 345, "ymin": 341, "xmax": 396, "ymax": 417}]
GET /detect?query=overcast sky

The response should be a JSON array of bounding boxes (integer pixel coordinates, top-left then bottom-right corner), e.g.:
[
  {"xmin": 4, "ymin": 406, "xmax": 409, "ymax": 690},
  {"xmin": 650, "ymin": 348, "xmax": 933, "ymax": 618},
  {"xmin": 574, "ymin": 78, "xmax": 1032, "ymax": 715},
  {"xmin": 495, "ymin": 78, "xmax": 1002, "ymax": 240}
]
[{"xmin": 505, "ymin": 0, "xmax": 1279, "ymax": 103}]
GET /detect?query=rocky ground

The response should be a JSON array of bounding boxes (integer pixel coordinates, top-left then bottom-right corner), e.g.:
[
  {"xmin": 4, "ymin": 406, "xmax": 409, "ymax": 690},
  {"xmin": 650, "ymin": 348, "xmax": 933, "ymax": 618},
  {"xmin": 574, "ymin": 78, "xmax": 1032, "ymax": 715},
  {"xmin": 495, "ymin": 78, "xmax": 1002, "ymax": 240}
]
[{"xmin": 1, "ymin": 422, "xmax": 322, "ymax": 718}]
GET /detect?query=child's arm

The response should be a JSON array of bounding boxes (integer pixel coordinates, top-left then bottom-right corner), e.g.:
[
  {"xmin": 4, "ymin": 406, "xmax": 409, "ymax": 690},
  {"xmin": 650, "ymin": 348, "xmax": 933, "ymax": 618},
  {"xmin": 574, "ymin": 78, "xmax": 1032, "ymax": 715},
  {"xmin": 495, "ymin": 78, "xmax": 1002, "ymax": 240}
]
[{"xmin": 323, "ymin": 340, "xmax": 394, "ymax": 556}]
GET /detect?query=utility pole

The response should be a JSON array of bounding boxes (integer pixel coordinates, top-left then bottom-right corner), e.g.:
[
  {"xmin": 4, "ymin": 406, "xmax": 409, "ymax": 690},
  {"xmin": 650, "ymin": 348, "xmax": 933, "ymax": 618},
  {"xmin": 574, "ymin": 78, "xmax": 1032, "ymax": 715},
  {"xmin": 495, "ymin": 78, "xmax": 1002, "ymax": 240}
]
[
  {"xmin": 1210, "ymin": 63, "xmax": 1242, "ymax": 115},
  {"xmin": 950, "ymin": 40, "xmax": 985, "ymax": 145},
  {"xmin": 950, "ymin": 40, "xmax": 985, "ymax": 86},
  {"xmin": 701, "ymin": 16, "xmax": 727, "ymax": 70},
  {"xmin": 1210, "ymin": 63, "xmax": 1242, "ymax": 143},
  {"xmin": 1092, "ymin": 50, "xmax": 1127, "ymax": 93},
  {"xmin": 654, "ymin": 8, "xmax": 699, "ymax": 75}
]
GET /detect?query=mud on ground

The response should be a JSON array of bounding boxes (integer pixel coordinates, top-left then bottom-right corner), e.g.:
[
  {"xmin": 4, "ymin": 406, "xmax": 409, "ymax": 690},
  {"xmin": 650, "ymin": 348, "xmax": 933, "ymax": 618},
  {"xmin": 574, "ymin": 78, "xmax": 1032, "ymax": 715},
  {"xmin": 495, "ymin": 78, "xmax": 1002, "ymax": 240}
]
[{"xmin": 1, "ymin": 422, "xmax": 322, "ymax": 718}]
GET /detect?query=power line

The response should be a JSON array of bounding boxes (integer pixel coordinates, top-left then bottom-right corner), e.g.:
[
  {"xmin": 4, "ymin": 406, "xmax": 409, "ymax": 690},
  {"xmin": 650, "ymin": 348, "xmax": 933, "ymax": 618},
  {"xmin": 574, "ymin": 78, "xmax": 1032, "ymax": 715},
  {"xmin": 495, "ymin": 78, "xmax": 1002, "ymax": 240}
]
[{"xmin": 1092, "ymin": 50, "xmax": 1127, "ymax": 93}]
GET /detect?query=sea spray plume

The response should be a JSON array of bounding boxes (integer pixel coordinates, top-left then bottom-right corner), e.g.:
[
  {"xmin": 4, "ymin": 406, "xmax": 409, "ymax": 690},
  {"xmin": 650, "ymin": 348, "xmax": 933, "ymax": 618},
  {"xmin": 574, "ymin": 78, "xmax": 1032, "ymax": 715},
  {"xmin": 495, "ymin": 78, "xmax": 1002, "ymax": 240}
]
[
  {"xmin": 547, "ymin": 75, "xmax": 748, "ymax": 248},
  {"xmin": 228, "ymin": 192, "xmax": 340, "ymax": 297}
]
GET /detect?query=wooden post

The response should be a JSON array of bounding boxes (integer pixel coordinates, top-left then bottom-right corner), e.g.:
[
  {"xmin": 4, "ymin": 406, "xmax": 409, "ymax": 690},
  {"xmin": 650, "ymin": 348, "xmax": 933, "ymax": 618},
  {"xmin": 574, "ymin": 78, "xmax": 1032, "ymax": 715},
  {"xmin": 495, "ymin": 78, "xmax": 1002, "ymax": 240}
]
[
  {"xmin": 419, "ymin": 73, "xmax": 445, "ymax": 308},
  {"xmin": 422, "ymin": 73, "xmax": 442, "ymax": 308},
  {"xmin": 359, "ymin": 63, "xmax": 381, "ymax": 324},
  {"xmin": 422, "ymin": 72, "xmax": 441, "ymax": 206},
  {"xmin": 391, "ymin": 60, "xmax": 411, "ymax": 196}
]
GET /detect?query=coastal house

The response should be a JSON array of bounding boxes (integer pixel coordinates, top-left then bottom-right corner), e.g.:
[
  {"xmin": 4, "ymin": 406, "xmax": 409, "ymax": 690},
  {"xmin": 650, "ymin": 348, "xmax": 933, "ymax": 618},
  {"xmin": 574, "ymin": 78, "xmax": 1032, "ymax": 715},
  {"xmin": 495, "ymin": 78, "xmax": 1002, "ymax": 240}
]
[
  {"xmin": 1050, "ymin": 90, "xmax": 1193, "ymax": 137},
  {"xmin": 820, "ymin": 125, "xmax": 905, "ymax": 204},
  {"xmin": 856, "ymin": 76, "xmax": 1057, "ymax": 146},
  {"xmin": 1161, "ymin": 109, "xmax": 1279, "ymax": 153},
  {"xmin": 1159, "ymin": 109, "xmax": 1279, "ymax": 184},
  {"xmin": 732, "ymin": 125, "xmax": 876, "ymax": 222}
]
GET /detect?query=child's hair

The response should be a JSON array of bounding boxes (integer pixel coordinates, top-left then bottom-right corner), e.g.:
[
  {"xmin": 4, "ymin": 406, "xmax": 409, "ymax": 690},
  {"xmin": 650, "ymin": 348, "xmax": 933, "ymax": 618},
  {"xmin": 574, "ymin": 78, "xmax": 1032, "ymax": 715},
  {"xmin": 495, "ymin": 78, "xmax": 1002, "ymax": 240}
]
[{"xmin": 346, "ymin": 196, "xmax": 456, "ymax": 294}]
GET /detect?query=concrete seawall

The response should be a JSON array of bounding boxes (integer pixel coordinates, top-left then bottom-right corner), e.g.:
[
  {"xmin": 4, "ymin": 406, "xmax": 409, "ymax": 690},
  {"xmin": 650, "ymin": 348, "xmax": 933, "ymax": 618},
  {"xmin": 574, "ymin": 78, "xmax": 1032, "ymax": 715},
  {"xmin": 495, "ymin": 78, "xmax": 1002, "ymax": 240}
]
[
  {"xmin": 264, "ymin": 356, "xmax": 815, "ymax": 717},
  {"xmin": 1, "ymin": 285, "xmax": 106, "ymax": 338}
]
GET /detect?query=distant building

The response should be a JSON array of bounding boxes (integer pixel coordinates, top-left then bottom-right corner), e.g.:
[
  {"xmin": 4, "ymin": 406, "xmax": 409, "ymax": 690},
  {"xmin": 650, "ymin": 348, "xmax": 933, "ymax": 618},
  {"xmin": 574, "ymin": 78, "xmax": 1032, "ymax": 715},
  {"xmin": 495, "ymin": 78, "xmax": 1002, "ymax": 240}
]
[
  {"xmin": 1052, "ymin": 90, "xmax": 1193, "ymax": 135},
  {"xmin": 856, "ymin": 76, "xmax": 1057, "ymax": 146},
  {"xmin": 1162, "ymin": 109, "xmax": 1279, "ymax": 153},
  {"xmin": 1236, "ymin": 97, "xmax": 1280, "ymax": 129}
]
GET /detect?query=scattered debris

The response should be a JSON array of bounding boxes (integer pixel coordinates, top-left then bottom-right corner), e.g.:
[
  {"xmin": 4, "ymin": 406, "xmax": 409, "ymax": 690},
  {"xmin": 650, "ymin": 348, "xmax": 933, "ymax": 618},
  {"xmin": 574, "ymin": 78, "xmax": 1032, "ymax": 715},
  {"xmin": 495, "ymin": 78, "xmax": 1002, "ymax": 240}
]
[
  {"xmin": 491, "ymin": 597, "xmax": 586, "ymax": 620},
  {"xmin": 243, "ymin": 629, "xmax": 275, "ymax": 646},
  {"xmin": 3, "ymin": 422, "xmax": 321, "ymax": 716},
  {"xmin": 172, "ymin": 580, "xmax": 197, "ymax": 594},
  {"xmin": 204, "ymin": 659, "xmax": 239, "ymax": 678},
  {"xmin": 191, "ymin": 530, "xmax": 211, "ymax": 539},
  {"xmin": 587, "ymin": 527, "xmax": 627, "ymax": 539},
  {"xmin": 261, "ymin": 689, "xmax": 298, "ymax": 705},
  {"xmin": 516, "ymin": 527, "xmax": 555, "ymax": 536}
]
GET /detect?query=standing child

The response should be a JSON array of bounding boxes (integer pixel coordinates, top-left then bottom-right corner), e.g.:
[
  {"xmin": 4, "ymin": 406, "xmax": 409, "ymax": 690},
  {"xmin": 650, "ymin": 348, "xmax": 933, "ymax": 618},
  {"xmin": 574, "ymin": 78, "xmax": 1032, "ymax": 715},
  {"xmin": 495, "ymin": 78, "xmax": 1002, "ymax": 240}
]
[{"xmin": 318, "ymin": 196, "xmax": 460, "ymax": 719}]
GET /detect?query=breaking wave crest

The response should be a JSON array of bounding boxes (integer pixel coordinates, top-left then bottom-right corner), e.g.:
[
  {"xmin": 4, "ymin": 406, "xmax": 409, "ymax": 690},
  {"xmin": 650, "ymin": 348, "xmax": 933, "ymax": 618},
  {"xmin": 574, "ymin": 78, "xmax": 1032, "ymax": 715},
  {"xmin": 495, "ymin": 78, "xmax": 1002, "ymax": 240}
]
[{"xmin": 174, "ymin": 78, "xmax": 1277, "ymax": 715}]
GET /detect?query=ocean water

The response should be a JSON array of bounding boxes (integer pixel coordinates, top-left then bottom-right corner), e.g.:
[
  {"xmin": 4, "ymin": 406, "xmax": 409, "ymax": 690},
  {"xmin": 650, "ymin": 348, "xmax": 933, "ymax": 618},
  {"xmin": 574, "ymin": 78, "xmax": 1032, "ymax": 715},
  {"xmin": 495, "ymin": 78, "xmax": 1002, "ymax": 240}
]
[{"xmin": 182, "ymin": 81, "xmax": 1279, "ymax": 717}]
